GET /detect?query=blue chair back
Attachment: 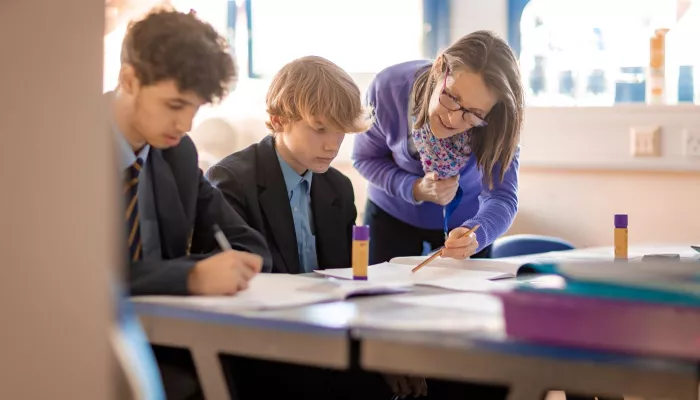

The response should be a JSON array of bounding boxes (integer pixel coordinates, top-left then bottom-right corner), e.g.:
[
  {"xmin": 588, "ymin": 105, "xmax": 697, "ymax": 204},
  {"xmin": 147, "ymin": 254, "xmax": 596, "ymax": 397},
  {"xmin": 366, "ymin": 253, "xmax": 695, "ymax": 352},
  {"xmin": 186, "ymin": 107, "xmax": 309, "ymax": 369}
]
[{"xmin": 491, "ymin": 234, "xmax": 575, "ymax": 258}]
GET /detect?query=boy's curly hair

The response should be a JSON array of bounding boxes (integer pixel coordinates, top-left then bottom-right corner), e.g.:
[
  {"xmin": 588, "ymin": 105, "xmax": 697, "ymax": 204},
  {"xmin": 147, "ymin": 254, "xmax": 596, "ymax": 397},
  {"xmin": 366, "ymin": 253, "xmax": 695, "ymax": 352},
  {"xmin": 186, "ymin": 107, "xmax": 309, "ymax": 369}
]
[{"xmin": 121, "ymin": 8, "xmax": 236, "ymax": 103}]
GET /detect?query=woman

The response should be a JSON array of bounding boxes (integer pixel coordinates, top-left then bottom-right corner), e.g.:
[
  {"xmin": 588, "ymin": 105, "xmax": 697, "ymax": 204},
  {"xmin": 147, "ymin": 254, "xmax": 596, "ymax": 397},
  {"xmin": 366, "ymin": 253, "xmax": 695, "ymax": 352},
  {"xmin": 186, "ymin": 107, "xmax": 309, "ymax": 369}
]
[
  {"xmin": 354, "ymin": 30, "xmax": 618, "ymax": 400},
  {"xmin": 353, "ymin": 30, "xmax": 522, "ymax": 264}
]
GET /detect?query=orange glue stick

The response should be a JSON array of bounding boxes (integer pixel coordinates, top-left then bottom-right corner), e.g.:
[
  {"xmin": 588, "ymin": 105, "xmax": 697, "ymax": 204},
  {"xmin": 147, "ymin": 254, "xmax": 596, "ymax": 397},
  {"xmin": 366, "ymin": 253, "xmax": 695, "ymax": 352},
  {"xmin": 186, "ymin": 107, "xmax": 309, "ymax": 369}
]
[
  {"xmin": 614, "ymin": 214, "xmax": 628, "ymax": 260},
  {"xmin": 352, "ymin": 226, "xmax": 369, "ymax": 280}
]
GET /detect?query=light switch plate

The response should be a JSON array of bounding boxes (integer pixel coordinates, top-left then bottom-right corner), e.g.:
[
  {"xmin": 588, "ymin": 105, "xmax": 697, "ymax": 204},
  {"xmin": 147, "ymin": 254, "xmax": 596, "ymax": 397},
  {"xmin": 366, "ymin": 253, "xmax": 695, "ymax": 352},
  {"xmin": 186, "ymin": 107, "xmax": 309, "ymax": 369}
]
[
  {"xmin": 683, "ymin": 130, "xmax": 700, "ymax": 158},
  {"xmin": 630, "ymin": 126, "xmax": 661, "ymax": 157}
]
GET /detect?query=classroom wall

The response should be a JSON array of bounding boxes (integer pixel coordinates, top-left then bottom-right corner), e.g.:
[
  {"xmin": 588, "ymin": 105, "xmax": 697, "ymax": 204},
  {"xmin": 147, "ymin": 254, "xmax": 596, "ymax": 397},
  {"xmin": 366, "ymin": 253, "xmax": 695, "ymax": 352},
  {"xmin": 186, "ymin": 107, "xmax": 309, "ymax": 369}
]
[
  {"xmin": 1, "ymin": 1, "xmax": 116, "ymax": 398},
  {"xmin": 192, "ymin": 0, "xmax": 700, "ymax": 248}
]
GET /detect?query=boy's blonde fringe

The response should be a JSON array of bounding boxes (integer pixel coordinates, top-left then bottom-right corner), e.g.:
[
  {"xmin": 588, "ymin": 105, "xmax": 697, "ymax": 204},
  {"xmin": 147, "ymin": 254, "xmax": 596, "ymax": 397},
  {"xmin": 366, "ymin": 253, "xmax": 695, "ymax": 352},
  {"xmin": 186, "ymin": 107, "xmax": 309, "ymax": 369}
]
[{"xmin": 265, "ymin": 56, "xmax": 373, "ymax": 134}]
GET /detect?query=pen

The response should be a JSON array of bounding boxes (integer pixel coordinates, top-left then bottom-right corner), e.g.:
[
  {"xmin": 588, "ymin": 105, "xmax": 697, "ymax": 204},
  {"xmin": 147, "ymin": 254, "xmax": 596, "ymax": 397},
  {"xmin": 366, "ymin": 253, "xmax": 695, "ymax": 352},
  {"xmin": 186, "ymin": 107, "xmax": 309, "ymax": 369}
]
[
  {"xmin": 212, "ymin": 224, "xmax": 232, "ymax": 251},
  {"xmin": 411, "ymin": 224, "xmax": 480, "ymax": 273}
]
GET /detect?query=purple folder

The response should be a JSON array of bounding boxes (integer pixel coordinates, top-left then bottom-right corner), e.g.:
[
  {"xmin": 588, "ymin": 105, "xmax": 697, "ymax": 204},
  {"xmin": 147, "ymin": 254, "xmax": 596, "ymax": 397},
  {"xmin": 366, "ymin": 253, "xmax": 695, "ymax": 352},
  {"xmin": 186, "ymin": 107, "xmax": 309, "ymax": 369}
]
[{"xmin": 499, "ymin": 290, "xmax": 700, "ymax": 360}]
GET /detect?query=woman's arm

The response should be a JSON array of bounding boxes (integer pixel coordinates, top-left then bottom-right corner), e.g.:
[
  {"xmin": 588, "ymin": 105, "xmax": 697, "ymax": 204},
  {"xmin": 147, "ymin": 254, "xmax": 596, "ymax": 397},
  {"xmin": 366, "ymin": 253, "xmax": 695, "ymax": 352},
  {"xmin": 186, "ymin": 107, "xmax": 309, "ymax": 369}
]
[
  {"xmin": 462, "ymin": 147, "xmax": 520, "ymax": 252},
  {"xmin": 351, "ymin": 78, "xmax": 421, "ymax": 205}
]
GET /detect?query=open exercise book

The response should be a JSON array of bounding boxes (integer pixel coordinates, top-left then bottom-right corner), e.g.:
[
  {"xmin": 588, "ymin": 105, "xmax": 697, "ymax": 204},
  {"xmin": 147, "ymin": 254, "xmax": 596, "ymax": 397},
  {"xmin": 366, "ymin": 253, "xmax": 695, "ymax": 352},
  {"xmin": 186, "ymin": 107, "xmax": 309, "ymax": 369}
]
[
  {"xmin": 132, "ymin": 273, "xmax": 410, "ymax": 312},
  {"xmin": 314, "ymin": 262, "xmax": 522, "ymax": 292}
]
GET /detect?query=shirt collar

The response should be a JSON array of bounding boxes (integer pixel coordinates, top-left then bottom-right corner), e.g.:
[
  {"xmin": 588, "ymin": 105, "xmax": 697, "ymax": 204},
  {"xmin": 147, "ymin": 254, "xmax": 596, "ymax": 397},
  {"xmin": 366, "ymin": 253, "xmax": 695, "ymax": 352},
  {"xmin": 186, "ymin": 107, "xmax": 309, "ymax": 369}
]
[
  {"xmin": 275, "ymin": 148, "xmax": 312, "ymax": 196},
  {"xmin": 106, "ymin": 92, "xmax": 151, "ymax": 170}
]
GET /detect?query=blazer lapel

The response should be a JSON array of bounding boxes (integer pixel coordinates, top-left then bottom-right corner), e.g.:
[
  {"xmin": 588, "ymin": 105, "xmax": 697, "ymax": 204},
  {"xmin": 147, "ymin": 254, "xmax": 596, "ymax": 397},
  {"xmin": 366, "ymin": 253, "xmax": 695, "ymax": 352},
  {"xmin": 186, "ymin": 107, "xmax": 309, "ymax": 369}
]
[
  {"xmin": 311, "ymin": 175, "xmax": 343, "ymax": 270},
  {"xmin": 149, "ymin": 149, "xmax": 190, "ymax": 259},
  {"xmin": 257, "ymin": 137, "xmax": 300, "ymax": 274}
]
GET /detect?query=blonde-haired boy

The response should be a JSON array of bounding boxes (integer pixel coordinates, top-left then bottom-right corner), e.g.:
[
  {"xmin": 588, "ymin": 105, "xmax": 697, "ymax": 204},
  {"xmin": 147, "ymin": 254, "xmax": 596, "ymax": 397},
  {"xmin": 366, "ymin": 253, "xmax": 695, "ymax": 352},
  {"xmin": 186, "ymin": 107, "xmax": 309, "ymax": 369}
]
[
  {"xmin": 205, "ymin": 55, "xmax": 389, "ymax": 400},
  {"xmin": 207, "ymin": 55, "xmax": 370, "ymax": 275}
]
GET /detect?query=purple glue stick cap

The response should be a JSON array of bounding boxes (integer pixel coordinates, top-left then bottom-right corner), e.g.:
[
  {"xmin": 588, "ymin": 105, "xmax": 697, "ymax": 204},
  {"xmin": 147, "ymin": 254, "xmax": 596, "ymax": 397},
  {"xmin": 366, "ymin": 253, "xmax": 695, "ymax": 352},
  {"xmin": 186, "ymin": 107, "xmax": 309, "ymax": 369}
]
[
  {"xmin": 614, "ymin": 214, "xmax": 628, "ymax": 228},
  {"xmin": 353, "ymin": 225, "xmax": 369, "ymax": 240}
]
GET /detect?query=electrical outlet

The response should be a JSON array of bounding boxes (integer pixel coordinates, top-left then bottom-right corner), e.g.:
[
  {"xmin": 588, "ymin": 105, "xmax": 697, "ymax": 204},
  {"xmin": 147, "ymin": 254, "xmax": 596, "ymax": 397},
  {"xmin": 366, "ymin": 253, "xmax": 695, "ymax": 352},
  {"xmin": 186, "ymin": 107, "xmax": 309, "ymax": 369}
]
[
  {"xmin": 683, "ymin": 130, "xmax": 700, "ymax": 158},
  {"xmin": 630, "ymin": 126, "xmax": 661, "ymax": 157}
]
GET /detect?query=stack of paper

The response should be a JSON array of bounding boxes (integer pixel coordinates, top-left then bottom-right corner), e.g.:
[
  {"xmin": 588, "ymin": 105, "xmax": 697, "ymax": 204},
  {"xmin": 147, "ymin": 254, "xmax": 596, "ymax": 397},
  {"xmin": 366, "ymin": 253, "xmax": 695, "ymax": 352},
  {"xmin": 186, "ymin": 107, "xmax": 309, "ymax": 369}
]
[
  {"xmin": 132, "ymin": 273, "xmax": 410, "ymax": 312},
  {"xmin": 314, "ymin": 262, "xmax": 519, "ymax": 292}
]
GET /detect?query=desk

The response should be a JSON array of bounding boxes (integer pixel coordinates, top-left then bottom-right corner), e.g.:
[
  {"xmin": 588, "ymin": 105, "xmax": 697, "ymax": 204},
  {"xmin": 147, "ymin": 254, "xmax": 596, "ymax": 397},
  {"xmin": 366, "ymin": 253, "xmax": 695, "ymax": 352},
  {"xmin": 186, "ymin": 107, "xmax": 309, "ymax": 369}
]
[
  {"xmin": 133, "ymin": 245, "xmax": 700, "ymax": 400},
  {"xmin": 343, "ymin": 290, "xmax": 699, "ymax": 400},
  {"xmin": 135, "ymin": 286, "xmax": 700, "ymax": 400},
  {"xmin": 133, "ymin": 300, "xmax": 354, "ymax": 399}
]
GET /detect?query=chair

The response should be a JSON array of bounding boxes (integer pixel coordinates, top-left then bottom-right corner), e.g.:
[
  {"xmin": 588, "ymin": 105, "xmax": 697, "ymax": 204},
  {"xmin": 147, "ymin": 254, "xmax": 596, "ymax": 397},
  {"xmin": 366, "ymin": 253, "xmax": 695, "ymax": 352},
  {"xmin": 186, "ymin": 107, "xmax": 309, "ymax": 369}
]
[
  {"xmin": 113, "ymin": 286, "xmax": 166, "ymax": 400},
  {"xmin": 491, "ymin": 234, "xmax": 575, "ymax": 258}
]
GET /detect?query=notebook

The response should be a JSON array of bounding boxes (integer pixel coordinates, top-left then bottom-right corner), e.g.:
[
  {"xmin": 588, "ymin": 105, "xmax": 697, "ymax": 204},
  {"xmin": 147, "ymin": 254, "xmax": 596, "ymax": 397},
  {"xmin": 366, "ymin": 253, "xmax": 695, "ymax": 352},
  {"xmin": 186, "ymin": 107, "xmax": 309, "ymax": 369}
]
[
  {"xmin": 314, "ymin": 262, "xmax": 517, "ymax": 292},
  {"xmin": 389, "ymin": 256, "xmax": 528, "ymax": 276},
  {"xmin": 132, "ymin": 273, "xmax": 410, "ymax": 312},
  {"xmin": 499, "ymin": 259, "xmax": 700, "ymax": 360},
  {"xmin": 516, "ymin": 259, "xmax": 700, "ymax": 307}
]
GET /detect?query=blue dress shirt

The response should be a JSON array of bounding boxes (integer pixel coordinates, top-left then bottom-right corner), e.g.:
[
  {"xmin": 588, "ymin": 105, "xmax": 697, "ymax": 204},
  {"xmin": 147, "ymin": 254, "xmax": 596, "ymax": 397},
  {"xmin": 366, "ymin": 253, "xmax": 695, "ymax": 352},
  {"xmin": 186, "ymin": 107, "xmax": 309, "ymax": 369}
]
[{"xmin": 275, "ymin": 151, "xmax": 318, "ymax": 273}]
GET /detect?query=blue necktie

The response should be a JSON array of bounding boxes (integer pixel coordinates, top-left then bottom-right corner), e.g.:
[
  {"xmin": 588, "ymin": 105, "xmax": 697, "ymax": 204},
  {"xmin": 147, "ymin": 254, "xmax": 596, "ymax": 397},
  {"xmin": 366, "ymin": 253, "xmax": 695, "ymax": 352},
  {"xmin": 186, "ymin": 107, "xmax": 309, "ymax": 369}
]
[{"xmin": 124, "ymin": 158, "xmax": 144, "ymax": 261}]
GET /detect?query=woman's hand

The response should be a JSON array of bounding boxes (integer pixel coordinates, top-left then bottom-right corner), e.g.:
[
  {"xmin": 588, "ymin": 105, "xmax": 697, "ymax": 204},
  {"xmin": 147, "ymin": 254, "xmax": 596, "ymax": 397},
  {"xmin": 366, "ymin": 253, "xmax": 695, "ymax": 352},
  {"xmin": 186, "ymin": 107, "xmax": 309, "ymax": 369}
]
[
  {"xmin": 441, "ymin": 226, "xmax": 478, "ymax": 259},
  {"xmin": 412, "ymin": 172, "xmax": 459, "ymax": 205},
  {"xmin": 382, "ymin": 374, "xmax": 428, "ymax": 398}
]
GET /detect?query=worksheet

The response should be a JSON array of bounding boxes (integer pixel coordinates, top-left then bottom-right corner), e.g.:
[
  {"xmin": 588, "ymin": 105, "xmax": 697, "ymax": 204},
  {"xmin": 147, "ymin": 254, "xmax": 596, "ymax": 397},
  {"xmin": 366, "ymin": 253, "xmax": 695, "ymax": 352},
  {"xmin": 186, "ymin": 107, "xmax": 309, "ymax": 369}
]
[
  {"xmin": 314, "ymin": 262, "xmax": 513, "ymax": 292},
  {"xmin": 132, "ymin": 273, "xmax": 410, "ymax": 312}
]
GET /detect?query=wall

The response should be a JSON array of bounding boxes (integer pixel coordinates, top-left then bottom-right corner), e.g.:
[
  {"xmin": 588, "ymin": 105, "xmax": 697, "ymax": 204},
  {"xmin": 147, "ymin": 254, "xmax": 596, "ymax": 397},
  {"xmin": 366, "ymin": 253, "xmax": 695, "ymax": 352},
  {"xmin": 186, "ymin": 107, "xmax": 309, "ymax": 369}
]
[
  {"xmin": 1, "ymin": 0, "xmax": 115, "ymax": 399},
  {"xmin": 192, "ymin": 0, "xmax": 700, "ymax": 248}
]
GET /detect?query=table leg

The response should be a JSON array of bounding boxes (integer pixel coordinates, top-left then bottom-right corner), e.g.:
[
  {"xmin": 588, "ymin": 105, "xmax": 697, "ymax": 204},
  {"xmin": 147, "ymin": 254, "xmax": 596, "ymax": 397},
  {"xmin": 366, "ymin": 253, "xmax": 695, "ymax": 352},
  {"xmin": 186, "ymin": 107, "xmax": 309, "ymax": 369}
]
[{"xmin": 191, "ymin": 347, "xmax": 232, "ymax": 400}]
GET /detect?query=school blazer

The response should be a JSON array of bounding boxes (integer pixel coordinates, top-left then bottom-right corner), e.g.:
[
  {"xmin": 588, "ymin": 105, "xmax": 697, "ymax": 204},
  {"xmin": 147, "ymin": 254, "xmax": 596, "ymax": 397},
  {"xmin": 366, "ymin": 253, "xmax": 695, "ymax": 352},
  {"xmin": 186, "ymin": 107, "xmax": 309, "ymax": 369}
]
[
  {"xmin": 127, "ymin": 135, "xmax": 272, "ymax": 295},
  {"xmin": 205, "ymin": 136, "xmax": 358, "ymax": 274}
]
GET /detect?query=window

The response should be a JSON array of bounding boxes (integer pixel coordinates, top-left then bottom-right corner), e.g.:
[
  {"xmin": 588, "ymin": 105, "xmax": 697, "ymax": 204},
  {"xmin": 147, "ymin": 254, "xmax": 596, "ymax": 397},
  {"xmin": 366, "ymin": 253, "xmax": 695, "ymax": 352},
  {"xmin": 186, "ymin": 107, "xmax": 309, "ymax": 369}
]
[
  {"xmin": 245, "ymin": 0, "xmax": 449, "ymax": 78},
  {"xmin": 104, "ymin": 0, "xmax": 450, "ymax": 89},
  {"xmin": 510, "ymin": 0, "xmax": 700, "ymax": 106}
]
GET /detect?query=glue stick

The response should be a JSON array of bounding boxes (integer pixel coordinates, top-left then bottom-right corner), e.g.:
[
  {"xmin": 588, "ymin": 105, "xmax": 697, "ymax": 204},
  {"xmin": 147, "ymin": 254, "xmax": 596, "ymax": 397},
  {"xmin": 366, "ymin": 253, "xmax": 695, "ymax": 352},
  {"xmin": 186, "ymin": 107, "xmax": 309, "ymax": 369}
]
[
  {"xmin": 614, "ymin": 214, "xmax": 628, "ymax": 260},
  {"xmin": 352, "ymin": 225, "xmax": 369, "ymax": 280}
]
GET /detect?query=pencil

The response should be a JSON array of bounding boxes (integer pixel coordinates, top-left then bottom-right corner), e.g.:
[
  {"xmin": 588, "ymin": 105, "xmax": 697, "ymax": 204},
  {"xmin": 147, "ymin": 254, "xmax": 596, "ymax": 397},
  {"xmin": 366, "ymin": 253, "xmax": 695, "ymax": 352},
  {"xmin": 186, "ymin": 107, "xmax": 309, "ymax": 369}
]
[
  {"xmin": 411, "ymin": 224, "xmax": 480, "ymax": 273},
  {"xmin": 212, "ymin": 224, "xmax": 232, "ymax": 251}
]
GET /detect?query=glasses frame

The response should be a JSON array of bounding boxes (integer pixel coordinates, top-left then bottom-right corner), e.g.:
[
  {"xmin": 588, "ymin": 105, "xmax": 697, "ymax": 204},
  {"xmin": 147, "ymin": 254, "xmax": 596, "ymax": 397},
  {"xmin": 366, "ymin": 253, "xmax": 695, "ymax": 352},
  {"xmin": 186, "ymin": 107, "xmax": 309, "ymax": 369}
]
[{"xmin": 438, "ymin": 67, "xmax": 488, "ymax": 128}]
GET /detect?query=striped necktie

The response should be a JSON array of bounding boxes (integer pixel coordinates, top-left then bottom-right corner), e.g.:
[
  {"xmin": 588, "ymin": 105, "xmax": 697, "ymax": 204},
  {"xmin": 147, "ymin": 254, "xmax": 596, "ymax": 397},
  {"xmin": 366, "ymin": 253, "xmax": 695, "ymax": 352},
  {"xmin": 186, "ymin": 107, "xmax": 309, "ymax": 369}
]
[{"xmin": 125, "ymin": 158, "xmax": 144, "ymax": 262}]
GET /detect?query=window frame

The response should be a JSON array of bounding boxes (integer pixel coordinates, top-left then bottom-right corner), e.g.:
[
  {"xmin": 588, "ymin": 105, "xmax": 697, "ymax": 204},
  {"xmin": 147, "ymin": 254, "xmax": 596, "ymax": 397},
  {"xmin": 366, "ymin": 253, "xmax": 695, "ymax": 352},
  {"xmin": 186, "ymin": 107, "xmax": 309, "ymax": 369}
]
[{"xmin": 507, "ymin": 0, "xmax": 530, "ymax": 57}]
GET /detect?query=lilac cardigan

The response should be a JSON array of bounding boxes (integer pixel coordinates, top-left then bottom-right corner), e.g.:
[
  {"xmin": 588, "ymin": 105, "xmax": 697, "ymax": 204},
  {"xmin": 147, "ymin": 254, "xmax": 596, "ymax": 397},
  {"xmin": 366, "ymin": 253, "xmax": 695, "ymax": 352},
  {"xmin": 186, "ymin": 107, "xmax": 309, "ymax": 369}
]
[{"xmin": 351, "ymin": 60, "xmax": 519, "ymax": 252}]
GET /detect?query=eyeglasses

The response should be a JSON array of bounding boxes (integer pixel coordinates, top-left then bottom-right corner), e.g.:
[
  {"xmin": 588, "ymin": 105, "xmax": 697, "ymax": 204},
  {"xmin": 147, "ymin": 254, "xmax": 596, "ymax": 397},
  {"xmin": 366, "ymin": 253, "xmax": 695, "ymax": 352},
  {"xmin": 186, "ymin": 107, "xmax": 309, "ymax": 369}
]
[{"xmin": 438, "ymin": 67, "xmax": 488, "ymax": 128}]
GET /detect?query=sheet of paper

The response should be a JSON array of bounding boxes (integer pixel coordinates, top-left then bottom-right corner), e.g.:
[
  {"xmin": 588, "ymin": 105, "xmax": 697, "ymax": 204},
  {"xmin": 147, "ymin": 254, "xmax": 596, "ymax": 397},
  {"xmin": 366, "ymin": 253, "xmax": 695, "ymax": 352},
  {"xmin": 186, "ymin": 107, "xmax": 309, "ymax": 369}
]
[
  {"xmin": 350, "ymin": 294, "xmax": 504, "ymax": 333},
  {"xmin": 314, "ymin": 263, "xmax": 511, "ymax": 288},
  {"xmin": 392, "ymin": 292, "xmax": 504, "ymax": 314},
  {"xmin": 132, "ymin": 274, "xmax": 409, "ymax": 312},
  {"xmin": 418, "ymin": 277, "xmax": 519, "ymax": 292},
  {"xmin": 390, "ymin": 256, "xmax": 522, "ymax": 276}
]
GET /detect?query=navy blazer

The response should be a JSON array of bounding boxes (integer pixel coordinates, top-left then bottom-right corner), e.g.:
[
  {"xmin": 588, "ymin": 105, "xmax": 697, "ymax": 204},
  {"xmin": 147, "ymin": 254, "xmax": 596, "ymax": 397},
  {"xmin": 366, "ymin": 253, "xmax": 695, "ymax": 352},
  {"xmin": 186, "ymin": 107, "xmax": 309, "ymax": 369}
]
[
  {"xmin": 205, "ymin": 136, "xmax": 358, "ymax": 274},
  {"xmin": 126, "ymin": 135, "xmax": 272, "ymax": 295}
]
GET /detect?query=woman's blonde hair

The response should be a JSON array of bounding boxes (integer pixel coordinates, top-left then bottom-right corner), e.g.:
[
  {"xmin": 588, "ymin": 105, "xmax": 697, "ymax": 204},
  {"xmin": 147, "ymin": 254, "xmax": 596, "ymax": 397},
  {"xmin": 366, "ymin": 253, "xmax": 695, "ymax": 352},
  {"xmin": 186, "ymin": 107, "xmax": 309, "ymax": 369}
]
[
  {"xmin": 410, "ymin": 30, "xmax": 524, "ymax": 189},
  {"xmin": 265, "ymin": 56, "xmax": 371, "ymax": 133}
]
